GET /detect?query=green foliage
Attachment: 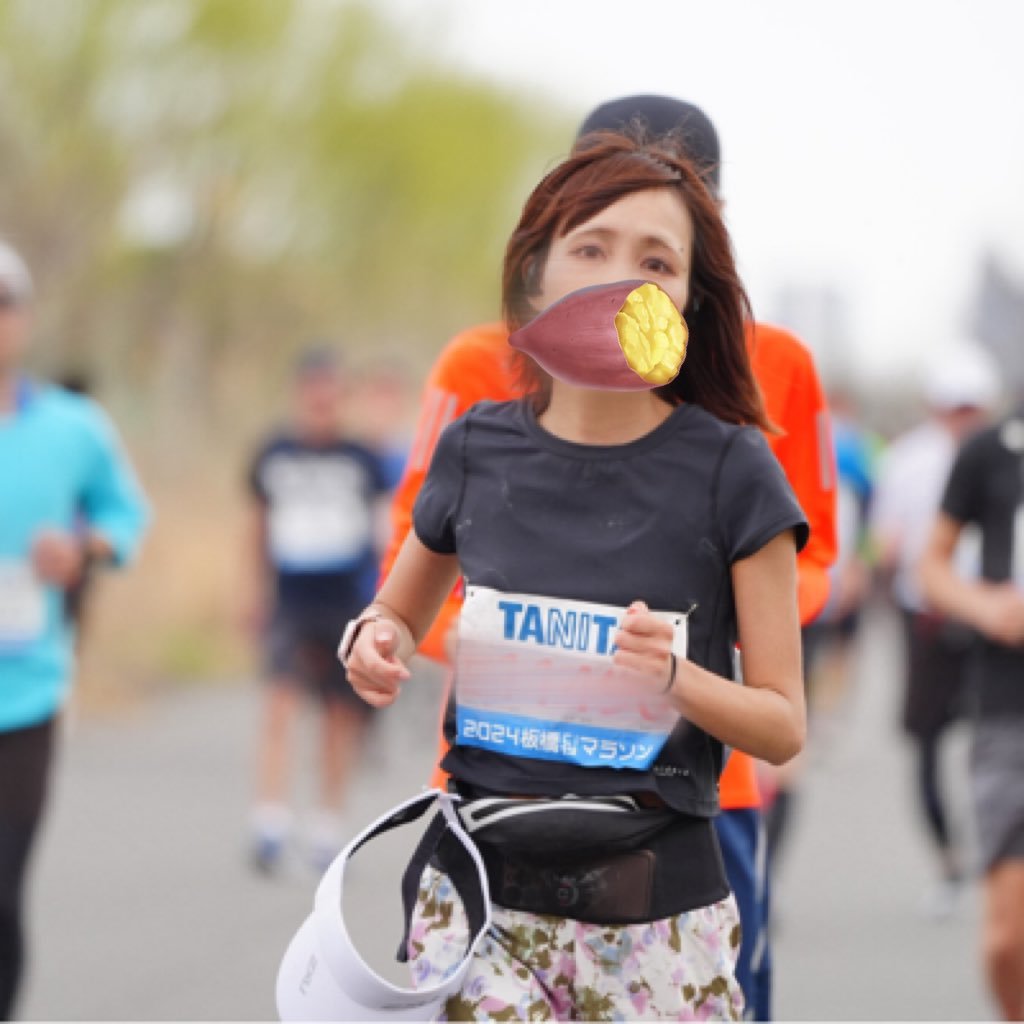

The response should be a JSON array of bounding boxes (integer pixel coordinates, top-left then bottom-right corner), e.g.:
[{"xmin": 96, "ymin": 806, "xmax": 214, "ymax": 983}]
[{"xmin": 0, "ymin": 0, "xmax": 571, "ymax": 448}]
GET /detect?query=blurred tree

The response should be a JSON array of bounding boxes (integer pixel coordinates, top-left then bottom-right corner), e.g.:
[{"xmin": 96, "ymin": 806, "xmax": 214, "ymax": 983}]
[
  {"xmin": 0, "ymin": 0, "xmax": 570, "ymax": 461},
  {"xmin": 0, "ymin": 0, "xmax": 572, "ymax": 686}
]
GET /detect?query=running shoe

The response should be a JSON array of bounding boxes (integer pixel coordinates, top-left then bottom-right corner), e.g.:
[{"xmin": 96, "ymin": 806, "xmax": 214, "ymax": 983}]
[
  {"xmin": 306, "ymin": 811, "xmax": 347, "ymax": 875},
  {"xmin": 920, "ymin": 878, "xmax": 963, "ymax": 921},
  {"xmin": 251, "ymin": 833, "xmax": 286, "ymax": 875}
]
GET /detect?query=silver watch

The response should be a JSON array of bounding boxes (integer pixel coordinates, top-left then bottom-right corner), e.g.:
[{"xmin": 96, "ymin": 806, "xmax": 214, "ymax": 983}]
[{"xmin": 337, "ymin": 608, "xmax": 383, "ymax": 665}]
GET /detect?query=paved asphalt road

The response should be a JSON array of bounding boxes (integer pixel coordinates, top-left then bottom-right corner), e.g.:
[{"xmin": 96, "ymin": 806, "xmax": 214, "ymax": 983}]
[{"xmin": 18, "ymin": 604, "xmax": 996, "ymax": 1021}]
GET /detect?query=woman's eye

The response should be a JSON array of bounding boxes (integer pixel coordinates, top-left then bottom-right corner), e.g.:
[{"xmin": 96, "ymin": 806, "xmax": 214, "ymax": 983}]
[
  {"xmin": 643, "ymin": 257, "xmax": 675, "ymax": 275},
  {"xmin": 572, "ymin": 244, "xmax": 603, "ymax": 259}
]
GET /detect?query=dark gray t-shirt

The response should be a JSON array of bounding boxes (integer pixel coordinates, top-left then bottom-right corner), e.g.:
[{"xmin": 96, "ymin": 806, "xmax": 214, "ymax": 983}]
[
  {"xmin": 414, "ymin": 398, "xmax": 808, "ymax": 814},
  {"xmin": 248, "ymin": 433, "xmax": 389, "ymax": 610},
  {"xmin": 940, "ymin": 408, "xmax": 1024, "ymax": 719}
]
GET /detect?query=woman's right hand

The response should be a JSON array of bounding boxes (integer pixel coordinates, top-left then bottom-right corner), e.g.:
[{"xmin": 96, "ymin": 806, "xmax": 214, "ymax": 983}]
[{"xmin": 344, "ymin": 618, "xmax": 413, "ymax": 707}]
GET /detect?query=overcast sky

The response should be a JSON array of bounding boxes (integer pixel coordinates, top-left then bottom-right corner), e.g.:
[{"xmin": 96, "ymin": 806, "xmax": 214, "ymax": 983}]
[{"xmin": 379, "ymin": 0, "xmax": 1024, "ymax": 386}]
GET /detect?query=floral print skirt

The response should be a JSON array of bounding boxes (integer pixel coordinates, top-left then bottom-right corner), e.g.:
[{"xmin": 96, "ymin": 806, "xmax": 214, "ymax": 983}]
[{"xmin": 407, "ymin": 865, "xmax": 744, "ymax": 1021}]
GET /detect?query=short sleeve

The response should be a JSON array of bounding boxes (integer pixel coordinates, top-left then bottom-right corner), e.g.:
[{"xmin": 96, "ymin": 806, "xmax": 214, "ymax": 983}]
[
  {"xmin": 716, "ymin": 427, "xmax": 810, "ymax": 562},
  {"xmin": 412, "ymin": 417, "xmax": 466, "ymax": 554},
  {"xmin": 79, "ymin": 402, "xmax": 151, "ymax": 566},
  {"xmin": 361, "ymin": 445, "xmax": 393, "ymax": 497},
  {"xmin": 940, "ymin": 432, "xmax": 987, "ymax": 526}
]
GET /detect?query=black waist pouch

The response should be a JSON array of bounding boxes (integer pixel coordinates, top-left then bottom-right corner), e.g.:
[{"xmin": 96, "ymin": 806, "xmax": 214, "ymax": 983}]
[
  {"xmin": 455, "ymin": 793, "xmax": 679, "ymax": 859},
  {"xmin": 399, "ymin": 794, "xmax": 729, "ymax": 940},
  {"xmin": 470, "ymin": 809, "xmax": 727, "ymax": 924}
]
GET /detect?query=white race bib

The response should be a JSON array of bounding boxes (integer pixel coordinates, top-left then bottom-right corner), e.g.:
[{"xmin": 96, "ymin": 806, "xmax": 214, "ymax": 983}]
[
  {"xmin": 268, "ymin": 499, "xmax": 371, "ymax": 569},
  {"xmin": 454, "ymin": 586, "xmax": 692, "ymax": 770},
  {"xmin": 0, "ymin": 561, "xmax": 47, "ymax": 652},
  {"xmin": 263, "ymin": 453, "xmax": 374, "ymax": 570}
]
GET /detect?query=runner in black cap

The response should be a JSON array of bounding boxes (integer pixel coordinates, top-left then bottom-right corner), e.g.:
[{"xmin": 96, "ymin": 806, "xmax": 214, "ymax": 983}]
[
  {"xmin": 377, "ymin": 94, "xmax": 836, "ymax": 1022},
  {"xmin": 244, "ymin": 346, "xmax": 391, "ymax": 874}
]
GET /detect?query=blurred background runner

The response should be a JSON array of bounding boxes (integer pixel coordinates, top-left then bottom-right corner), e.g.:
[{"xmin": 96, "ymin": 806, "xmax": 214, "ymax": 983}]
[
  {"xmin": 0, "ymin": 240, "xmax": 150, "ymax": 1020},
  {"xmin": 921, "ymin": 392, "xmax": 1024, "ymax": 1020},
  {"xmin": 871, "ymin": 342, "xmax": 1001, "ymax": 919},
  {"xmin": 244, "ymin": 346, "xmax": 392, "ymax": 875}
]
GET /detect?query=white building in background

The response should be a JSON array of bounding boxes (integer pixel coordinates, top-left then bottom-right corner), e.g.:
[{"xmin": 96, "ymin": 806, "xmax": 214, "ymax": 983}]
[{"xmin": 771, "ymin": 283, "xmax": 853, "ymax": 390}]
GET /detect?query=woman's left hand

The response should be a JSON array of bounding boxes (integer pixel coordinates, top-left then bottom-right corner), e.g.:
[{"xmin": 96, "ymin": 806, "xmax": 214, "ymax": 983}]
[{"xmin": 612, "ymin": 600, "xmax": 676, "ymax": 693}]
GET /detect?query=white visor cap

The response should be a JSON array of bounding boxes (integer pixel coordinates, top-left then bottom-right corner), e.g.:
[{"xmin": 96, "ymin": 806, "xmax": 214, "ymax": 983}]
[
  {"xmin": 924, "ymin": 342, "xmax": 1001, "ymax": 411},
  {"xmin": 0, "ymin": 241, "xmax": 32, "ymax": 302},
  {"xmin": 276, "ymin": 789, "xmax": 491, "ymax": 1022}
]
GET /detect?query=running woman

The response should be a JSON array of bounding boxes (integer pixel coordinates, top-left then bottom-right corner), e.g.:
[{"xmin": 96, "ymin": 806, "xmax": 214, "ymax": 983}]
[
  {"xmin": 379, "ymin": 95, "xmax": 836, "ymax": 1021},
  {"xmin": 0, "ymin": 240, "xmax": 150, "ymax": 1019},
  {"xmin": 345, "ymin": 131, "xmax": 807, "ymax": 1021}
]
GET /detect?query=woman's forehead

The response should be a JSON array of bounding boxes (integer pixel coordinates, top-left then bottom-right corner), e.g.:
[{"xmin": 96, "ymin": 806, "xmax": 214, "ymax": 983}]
[{"xmin": 562, "ymin": 189, "xmax": 693, "ymax": 244}]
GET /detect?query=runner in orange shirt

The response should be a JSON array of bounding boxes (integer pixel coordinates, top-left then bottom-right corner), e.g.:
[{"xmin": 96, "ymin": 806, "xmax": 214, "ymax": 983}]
[{"xmin": 378, "ymin": 96, "xmax": 837, "ymax": 1021}]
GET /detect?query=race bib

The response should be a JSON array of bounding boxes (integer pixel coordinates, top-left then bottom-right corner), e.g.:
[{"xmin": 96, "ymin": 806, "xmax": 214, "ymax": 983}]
[
  {"xmin": 268, "ymin": 499, "xmax": 371, "ymax": 569},
  {"xmin": 454, "ymin": 586, "xmax": 691, "ymax": 770},
  {"xmin": 0, "ymin": 561, "xmax": 47, "ymax": 653},
  {"xmin": 263, "ymin": 452, "xmax": 375, "ymax": 571}
]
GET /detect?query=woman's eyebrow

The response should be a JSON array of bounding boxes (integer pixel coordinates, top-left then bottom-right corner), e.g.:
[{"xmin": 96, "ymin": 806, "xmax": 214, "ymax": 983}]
[
  {"xmin": 564, "ymin": 226, "xmax": 614, "ymax": 242},
  {"xmin": 640, "ymin": 235, "xmax": 688, "ymax": 256},
  {"xmin": 568, "ymin": 225, "xmax": 686, "ymax": 255}
]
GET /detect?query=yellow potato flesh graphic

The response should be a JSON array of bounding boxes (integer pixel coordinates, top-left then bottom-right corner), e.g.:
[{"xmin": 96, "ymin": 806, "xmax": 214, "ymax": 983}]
[{"xmin": 614, "ymin": 283, "xmax": 689, "ymax": 385}]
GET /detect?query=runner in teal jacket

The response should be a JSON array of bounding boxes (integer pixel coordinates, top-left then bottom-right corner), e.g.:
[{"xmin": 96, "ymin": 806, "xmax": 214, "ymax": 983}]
[{"xmin": 0, "ymin": 239, "xmax": 150, "ymax": 1018}]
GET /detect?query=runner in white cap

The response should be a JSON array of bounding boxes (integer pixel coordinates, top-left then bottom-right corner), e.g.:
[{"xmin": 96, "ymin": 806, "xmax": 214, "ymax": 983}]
[
  {"xmin": 0, "ymin": 240, "xmax": 150, "ymax": 1018},
  {"xmin": 871, "ymin": 341, "xmax": 1000, "ymax": 918},
  {"xmin": 921, "ymin": 379, "xmax": 1024, "ymax": 1020}
]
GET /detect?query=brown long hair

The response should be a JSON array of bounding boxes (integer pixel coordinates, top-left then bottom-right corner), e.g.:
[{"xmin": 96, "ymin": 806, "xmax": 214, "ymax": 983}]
[{"xmin": 502, "ymin": 131, "xmax": 770, "ymax": 431}]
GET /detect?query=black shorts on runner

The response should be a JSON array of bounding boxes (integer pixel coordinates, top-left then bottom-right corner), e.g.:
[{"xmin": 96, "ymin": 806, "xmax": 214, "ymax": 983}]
[
  {"xmin": 265, "ymin": 604, "xmax": 375, "ymax": 713},
  {"xmin": 900, "ymin": 610, "xmax": 973, "ymax": 739}
]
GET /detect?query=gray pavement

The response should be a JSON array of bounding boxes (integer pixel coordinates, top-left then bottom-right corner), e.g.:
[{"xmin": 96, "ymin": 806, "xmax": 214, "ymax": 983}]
[
  {"xmin": 771, "ymin": 605, "xmax": 991, "ymax": 1020},
  {"xmin": 18, "ymin": 605, "xmax": 995, "ymax": 1020}
]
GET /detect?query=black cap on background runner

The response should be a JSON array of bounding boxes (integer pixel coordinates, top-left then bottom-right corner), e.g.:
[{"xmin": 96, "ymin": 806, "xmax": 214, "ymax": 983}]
[
  {"xmin": 576, "ymin": 95, "xmax": 722, "ymax": 197},
  {"xmin": 294, "ymin": 342, "xmax": 340, "ymax": 378}
]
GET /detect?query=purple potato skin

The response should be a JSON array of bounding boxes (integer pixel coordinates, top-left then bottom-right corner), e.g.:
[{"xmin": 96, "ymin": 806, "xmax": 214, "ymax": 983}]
[{"xmin": 508, "ymin": 279, "xmax": 654, "ymax": 391}]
